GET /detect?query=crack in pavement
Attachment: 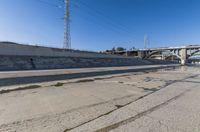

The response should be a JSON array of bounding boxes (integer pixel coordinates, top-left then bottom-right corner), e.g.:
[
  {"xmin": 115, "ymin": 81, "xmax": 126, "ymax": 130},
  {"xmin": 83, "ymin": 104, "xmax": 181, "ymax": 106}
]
[
  {"xmin": 94, "ymin": 89, "xmax": 192, "ymax": 132},
  {"xmin": 63, "ymin": 92, "xmax": 154, "ymax": 132},
  {"xmin": 179, "ymin": 80, "xmax": 200, "ymax": 84},
  {"xmin": 0, "ymin": 92, "xmax": 153, "ymax": 131},
  {"xmin": 0, "ymin": 85, "xmax": 41, "ymax": 94},
  {"xmin": 65, "ymin": 74, "xmax": 199, "ymax": 132}
]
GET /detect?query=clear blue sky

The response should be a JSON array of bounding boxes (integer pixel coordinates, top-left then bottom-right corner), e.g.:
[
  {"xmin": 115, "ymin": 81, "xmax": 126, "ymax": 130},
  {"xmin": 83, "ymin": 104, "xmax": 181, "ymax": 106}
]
[{"xmin": 0, "ymin": 0, "xmax": 200, "ymax": 51}]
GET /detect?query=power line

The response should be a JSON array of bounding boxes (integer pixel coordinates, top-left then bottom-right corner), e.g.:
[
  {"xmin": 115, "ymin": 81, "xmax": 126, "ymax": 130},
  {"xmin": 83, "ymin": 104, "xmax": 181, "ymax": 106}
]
[
  {"xmin": 71, "ymin": 2, "xmax": 126, "ymax": 34},
  {"xmin": 74, "ymin": 0, "xmax": 166, "ymax": 47},
  {"xmin": 37, "ymin": 0, "xmax": 63, "ymax": 8},
  {"xmin": 72, "ymin": 0, "xmax": 147, "ymax": 44},
  {"xmin": 73, "ymin": 0, "xmax": 133, "ymax": 35}
]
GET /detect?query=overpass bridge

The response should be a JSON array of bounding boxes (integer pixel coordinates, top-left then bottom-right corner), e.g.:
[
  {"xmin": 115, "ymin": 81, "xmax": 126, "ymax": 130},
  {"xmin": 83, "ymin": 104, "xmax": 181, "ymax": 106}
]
[{"xmin": 113, "ymin": 45, "xmax": 200, "ymax": 65}]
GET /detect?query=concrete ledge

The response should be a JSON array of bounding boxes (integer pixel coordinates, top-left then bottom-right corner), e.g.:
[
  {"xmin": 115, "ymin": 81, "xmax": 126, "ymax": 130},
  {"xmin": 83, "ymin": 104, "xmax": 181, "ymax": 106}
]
[{"xmin": 0, "ymin": 64, "xmax": 180, "ymax": 87}]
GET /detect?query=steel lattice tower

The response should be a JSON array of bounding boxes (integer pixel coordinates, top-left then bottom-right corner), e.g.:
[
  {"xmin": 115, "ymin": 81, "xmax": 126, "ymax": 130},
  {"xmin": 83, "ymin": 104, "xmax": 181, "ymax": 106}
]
[
  {"xmin": 64, "ymin": 0, "xmax": 71, "ymax": 49},
  {"xmin": 144, "ymin": 34, "xmax": 149, "ymax": 49}
]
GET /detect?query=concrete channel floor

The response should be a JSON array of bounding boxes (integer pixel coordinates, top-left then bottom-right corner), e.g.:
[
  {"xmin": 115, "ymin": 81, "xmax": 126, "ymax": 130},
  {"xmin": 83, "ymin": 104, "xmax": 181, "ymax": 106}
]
[{"xmin": 0, "ymin": 65, "xmax": 200, "ymax": 132}]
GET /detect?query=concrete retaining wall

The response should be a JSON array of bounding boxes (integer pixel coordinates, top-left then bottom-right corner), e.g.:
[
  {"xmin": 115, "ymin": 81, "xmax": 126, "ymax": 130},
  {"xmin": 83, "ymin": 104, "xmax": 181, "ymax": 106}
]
[
  {"xmin": 0, "ymin": 42, "xmax": 177, "ymax": 71},
  {"xmin": 0, "ymin": 55, "xmax": 157, "ymax": 71}
]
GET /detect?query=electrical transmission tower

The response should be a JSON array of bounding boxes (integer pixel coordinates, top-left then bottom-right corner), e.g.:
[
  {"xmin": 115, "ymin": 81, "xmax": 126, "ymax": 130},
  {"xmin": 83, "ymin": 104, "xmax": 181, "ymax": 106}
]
[
  {"xmin": 144, "ymin": 34, "xmax": 149, "ymax": 49},
  {"xmin": 64, "ymin": 0, "xmax": 71, "ymax": 49}
]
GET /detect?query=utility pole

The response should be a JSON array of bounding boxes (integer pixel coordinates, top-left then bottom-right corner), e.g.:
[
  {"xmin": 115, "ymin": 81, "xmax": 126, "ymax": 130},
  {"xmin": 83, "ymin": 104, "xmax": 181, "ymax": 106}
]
[{"xmin": 64, "ymin": 0, "xmax": 71, "ymax": 49}]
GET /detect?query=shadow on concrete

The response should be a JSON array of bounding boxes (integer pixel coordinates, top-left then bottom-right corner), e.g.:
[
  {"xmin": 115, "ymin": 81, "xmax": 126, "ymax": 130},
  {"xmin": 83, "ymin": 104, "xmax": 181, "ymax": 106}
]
[{"xmin": 0, "ymin": 66, "xmax": 177, "ymax": 87}]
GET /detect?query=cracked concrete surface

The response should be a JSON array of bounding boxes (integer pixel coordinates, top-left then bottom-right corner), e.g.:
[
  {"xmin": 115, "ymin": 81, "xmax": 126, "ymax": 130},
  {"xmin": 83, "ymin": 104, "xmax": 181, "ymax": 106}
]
[
  {"xmin": 110, "ymin": 82, "xmax": 200, "ymax": 132},
  {"xmin": 0, "ymin": 66, "xmax": 200, "ymax": 132}
]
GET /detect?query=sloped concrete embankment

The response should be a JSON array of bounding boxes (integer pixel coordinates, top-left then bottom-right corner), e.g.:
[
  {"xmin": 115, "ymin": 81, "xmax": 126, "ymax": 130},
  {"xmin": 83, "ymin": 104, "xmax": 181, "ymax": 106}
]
[
  {"xmin": 0, "ymin": 55, "xmax": 176, "ymax": 71},
  {"xmin": 0, "ymin": 42, "xmax": 177, "ymax": 71}
]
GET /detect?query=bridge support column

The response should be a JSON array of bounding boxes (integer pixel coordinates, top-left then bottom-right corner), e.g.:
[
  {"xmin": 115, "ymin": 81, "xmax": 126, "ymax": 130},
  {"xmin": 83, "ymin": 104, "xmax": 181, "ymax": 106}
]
[{"xmin": 181, "ymin": 48, "xmax": 187, "ymax": 65}]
